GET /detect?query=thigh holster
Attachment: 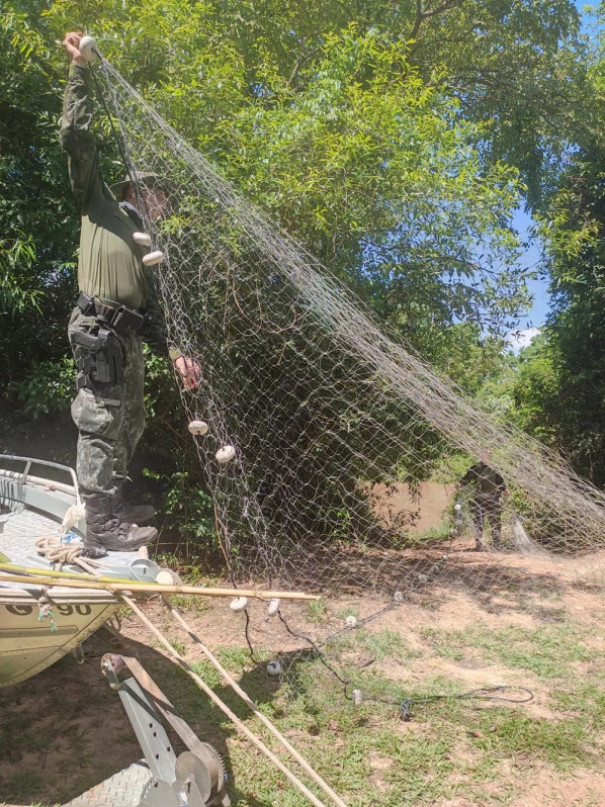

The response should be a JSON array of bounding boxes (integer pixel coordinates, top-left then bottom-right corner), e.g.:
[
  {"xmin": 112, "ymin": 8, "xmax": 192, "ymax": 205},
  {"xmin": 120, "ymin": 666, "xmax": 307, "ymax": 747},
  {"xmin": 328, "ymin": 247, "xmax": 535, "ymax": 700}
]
[{"xmin": 70, "ymin": 326, "xmax": 124, "ymax": 391}]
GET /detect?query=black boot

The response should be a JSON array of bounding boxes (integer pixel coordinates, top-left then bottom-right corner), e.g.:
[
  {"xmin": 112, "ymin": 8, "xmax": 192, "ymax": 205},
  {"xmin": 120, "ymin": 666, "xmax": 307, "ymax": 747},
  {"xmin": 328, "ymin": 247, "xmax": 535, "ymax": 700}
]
[
  {"xmin": 83, "ymin": 496, "xmax": 157, "ymax": 557},
  {"xmin": 112, "ymin": 485, "xmax": 156, "ymax": 524}
]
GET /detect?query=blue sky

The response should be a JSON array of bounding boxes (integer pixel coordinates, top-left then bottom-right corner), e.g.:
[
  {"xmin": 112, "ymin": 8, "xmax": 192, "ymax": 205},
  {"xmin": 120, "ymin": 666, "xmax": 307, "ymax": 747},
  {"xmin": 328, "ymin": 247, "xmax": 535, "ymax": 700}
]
[
  {"xmin": 515, "ymin": 1, "xmax": 601, "ymax": 331},
  {"xmin": 514, "ymin": 208, "xmax": 547, "ymax": 329}
]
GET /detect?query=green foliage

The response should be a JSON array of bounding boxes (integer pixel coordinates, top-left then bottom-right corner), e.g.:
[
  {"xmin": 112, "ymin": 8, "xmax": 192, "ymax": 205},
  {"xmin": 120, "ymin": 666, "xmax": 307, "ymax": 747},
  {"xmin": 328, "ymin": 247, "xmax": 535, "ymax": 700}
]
[
  {"xmin": 510, "ymin": 26, "xmax": 605, "ymax": 484},
  {"xmin": 46, "ymin": 0, "xmax": 585, "ymax": 208},
  {"xmin": 0, "ymin": 4, "xmax": 78, "ymax": 389},
  {"xmin": 510, "ymin": 333, "xmax": 562, "ymax": 446},
  {"xmin": 0, "ymin": 234, "xmax": 43, "ymax": 316},
  {"xmin": 40, "ymin": 0, "xmax": 541, "ymax": 346},
  {"xmin": 162, "ymin": 470, "xmax": 216, "ymax": 544},
  {"xmin": 2, "ymin": 0, "xmax": 601, "ymax": 543},
  {"xmin": 11, "ymin": 356, "xmax": 76, "ymax": 417}
]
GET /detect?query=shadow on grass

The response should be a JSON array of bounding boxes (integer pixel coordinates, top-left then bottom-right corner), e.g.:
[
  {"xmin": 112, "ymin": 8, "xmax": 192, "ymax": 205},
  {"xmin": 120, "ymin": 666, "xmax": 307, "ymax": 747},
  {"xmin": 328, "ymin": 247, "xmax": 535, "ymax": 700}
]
[{"xmin": 0, "ymin": 627, "xmax": 271, "ymax": 807}]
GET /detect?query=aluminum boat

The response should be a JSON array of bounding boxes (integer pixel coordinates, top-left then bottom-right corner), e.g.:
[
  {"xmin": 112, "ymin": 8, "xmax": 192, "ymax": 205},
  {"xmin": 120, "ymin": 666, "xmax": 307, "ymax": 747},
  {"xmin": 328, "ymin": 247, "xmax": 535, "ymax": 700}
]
[{"xmin": 0, "ymin": 454, "xmax": 162, "ymax": 687}]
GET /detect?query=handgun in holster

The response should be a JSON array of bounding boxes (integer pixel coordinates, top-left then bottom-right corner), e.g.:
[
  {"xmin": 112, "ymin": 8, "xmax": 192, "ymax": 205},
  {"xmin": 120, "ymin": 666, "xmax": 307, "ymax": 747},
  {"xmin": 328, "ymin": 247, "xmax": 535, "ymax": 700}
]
[{"xmin": 70, "ymin": 326, "xmax": 123, "ymax": 390}]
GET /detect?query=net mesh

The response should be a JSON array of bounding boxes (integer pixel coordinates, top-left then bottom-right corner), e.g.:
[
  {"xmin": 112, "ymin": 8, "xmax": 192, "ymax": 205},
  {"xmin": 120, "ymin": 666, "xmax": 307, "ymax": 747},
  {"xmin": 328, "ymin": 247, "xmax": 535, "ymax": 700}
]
[{"xmin": 91, "ymin": 55, "xmax": 605, "ymax": 697}]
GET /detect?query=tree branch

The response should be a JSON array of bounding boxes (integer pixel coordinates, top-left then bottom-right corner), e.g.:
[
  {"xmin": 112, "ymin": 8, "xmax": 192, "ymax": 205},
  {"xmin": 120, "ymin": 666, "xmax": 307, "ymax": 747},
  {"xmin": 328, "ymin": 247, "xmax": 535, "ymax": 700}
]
[{"xmin": 286, "ymin": 46, "xmax": 321, "ymax": 88}]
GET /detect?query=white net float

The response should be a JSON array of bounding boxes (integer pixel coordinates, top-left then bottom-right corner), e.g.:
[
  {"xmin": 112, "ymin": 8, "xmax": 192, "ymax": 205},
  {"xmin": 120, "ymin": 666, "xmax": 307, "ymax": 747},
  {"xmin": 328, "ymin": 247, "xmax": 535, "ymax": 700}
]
[
  {"xmin": 266, "ymin": 660, "xmax": 282, "ymax": 676},
  {"xmin": 155, "ymin": 570, "xmax": 175, "ymax": 586},
  {"xmin": 188, "ymin": 419, "xmax": 209, "ymax": 435},
  {"xmin": 267, "ymin": 598, "xmax": 280, "ymax": 617},
  {"xmin": 216, "ymin": 445, "xmax": 236, "ymax": 463},
  {"xmin": 345, "ymin": 615, "xmax": 357, "ymax": 628},
  {"xmin": 230, "ymin": 596, "xmax": 248, "ymax": 612},
  {"xmin": 393, "ymin": 590, "xmax": 404, "ymax": 603},
  {"xmin": 155, "ymin": 569, "xmax": 182, "ymax": 585},
  {"xmin": 133, "ymin": 231, "xmax": 152, "ymax": 247},
  {"xmin": 79, "ymin": 35, "xmax": 98, "ymax": 62},
  {"xmin": 142, "ymin": 250, "xmax": 164, "ymax": 266}
]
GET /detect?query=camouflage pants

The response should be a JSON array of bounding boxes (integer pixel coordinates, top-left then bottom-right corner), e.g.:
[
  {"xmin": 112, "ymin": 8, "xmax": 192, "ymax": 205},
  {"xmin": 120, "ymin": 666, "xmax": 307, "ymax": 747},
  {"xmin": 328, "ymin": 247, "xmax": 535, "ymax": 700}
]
[
  {"xmin": 68, "ymin": 308, "xmax": 146, "ymax": 499},
  {"xmin": 469, "ymin": 496, "xmax": 502, "ymax": 547}
]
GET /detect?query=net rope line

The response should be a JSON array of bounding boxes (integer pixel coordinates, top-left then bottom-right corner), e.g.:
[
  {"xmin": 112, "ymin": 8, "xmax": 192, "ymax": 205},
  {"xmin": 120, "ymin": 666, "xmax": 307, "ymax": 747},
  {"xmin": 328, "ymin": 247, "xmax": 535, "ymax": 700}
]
[
  {"xmin": 90, "ymin": 51, "xmax": 605, "ymax": 608},
  {"xmin": 123, "ymin": 594, "xmax": 343, "ymax": 807},
  {"xmin": 28, "ymin": 540, "xmax": 343, "ymax": 806},
  {"xmin": 163, "ymin": 597, "xmax": 348, "ymax": 807},
  {"xmin": 26, "ymin": 547, "xmax": 528, "ymax": 802}
]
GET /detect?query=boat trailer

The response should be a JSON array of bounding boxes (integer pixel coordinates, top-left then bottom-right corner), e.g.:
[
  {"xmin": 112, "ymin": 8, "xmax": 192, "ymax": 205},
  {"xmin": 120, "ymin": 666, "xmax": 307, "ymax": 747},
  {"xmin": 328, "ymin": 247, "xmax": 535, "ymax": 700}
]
[{"xmin": 64, "ymin": 653, "xmax": 230, "ymax": 807}]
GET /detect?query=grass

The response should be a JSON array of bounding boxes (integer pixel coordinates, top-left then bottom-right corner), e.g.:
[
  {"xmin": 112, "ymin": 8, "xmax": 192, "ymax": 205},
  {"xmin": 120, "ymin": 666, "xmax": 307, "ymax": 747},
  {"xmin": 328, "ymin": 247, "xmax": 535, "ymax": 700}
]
[
  {"xmin": 330, "ymin": 627, "xmax": 416, "ymax": 662},
  {"xmin": 166, "ymin": 592, "xmax": 212, "ymax": 615},
  {"xmin": 471, "ymin": 711, "xmax": 589, "ymax": 770},
  {"xmin": 2, "ymin": 574, "xmax": 604, "ymax": 807},
  {"xmin": 306, "ymin": 598, "xmax": 329, "ymax": 623},
  {"xmin": 420, "ymin": 622, "xmax": 594, "ymax": 678},
  {"xmin": 215, "ymin": 615, "xmax": 604, "ymax": 806}
]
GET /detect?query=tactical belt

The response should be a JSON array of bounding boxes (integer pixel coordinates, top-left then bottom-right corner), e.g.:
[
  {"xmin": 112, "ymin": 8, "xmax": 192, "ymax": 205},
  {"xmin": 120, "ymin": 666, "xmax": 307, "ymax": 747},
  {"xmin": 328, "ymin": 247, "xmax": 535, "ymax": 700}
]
[{"xmin": 77, "ymin": 292, "xmax": 145, "ymax": 335}]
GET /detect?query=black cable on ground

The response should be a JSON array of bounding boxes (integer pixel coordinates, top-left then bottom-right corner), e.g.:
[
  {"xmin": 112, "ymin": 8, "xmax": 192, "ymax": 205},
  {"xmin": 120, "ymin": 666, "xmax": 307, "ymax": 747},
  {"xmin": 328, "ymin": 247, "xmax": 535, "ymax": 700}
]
[
  {"xmin": 398, "ymin": 685, "xmax": 534, "ymax": 721},
  {"xmin": 276, "ymin": 611, "xmax": 353, "ymax": 695}
]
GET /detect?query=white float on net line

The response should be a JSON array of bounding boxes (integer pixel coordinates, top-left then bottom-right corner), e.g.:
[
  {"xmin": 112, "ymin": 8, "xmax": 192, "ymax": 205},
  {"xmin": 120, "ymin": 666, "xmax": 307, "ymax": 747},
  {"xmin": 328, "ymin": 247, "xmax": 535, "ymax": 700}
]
[
  {"xmin": 351, "ymin": 689, "xmax": 363, "ymax": 706},
  {"xmin": 155, "ymin": 569, "xmax": 182, "ymax": 586},
  {"xmin": 345, "ymin": 615, "xmax": 357, "ymax": 628},
  {"xmin": 142, "ymin": 250, "xmax": 164, "ymax": 266},
  {"xmin": 79, "ymin": 35, "xmax": 98, "ymax": 62},
  {"xmin": 266, "ymin": 660, "xmax": 281, "ymax": 677},
  {"xmin": 267, "ymin": 598, "xmax": 280, "ymax": 617},
  {"xmin": 215, "ymin": 445, "xmax": 236, "ymax": 463},
  {"xmin": 188, "ymin": 420, "xmax": 209, "ymax": 436},
  {"xmin": 230, "ymin": 596, "xmax": 248, "ymax": 612},
  {"xmin": 133, "ymin": 231, "xmax": 152, "ymax": 247}
]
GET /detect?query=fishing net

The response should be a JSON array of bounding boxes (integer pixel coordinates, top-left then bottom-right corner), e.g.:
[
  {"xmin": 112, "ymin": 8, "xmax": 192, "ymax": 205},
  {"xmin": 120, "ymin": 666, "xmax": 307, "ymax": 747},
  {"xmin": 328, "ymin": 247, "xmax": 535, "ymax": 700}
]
[{"xmin": 88, "ymin": 53, "xmax": 605, "ymax": 700}]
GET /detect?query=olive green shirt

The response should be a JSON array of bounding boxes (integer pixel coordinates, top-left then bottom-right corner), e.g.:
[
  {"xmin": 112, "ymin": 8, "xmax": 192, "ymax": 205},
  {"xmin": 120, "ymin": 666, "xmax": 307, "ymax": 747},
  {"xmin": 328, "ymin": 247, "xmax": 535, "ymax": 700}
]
[{"xmin": 60, "ymin": 63, "xmax": 168, "ymax": 356}]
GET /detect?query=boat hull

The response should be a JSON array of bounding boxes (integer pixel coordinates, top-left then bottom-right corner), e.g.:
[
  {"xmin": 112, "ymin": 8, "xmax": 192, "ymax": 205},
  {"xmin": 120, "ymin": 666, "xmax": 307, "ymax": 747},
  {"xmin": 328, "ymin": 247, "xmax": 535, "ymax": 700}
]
[
  {"xmin": 0, "ymin": 455, "xmax": 163, "ymax": 688},
  {"xmin": 0, "ymin": 588, "xmax": 121, "ymax": 687}
]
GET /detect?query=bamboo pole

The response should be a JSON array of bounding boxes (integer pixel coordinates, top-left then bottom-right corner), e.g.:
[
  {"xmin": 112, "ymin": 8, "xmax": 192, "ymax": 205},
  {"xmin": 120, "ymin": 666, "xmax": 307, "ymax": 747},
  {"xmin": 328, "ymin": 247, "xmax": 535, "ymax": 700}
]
[
  {"xmin": 0, "ymin": 562, "xmax": 145, "ymax": 585},
  {"xmin": 0, "ymin": 571, "xmax": 319, "ymax": 601},
  {"xmin": 123, "ymin": 595, "xmax": 332, "ymax": 807},
  {"xmin": 165, "ymin": 599, "xmax": 349, "ymax": 807}
]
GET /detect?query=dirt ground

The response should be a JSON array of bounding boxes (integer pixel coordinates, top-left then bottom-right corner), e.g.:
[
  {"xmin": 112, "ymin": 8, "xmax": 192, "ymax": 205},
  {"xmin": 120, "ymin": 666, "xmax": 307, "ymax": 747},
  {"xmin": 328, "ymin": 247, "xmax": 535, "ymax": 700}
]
[
  {"xmin": 371, "ymin": 481, "xmax": 455, "ymax": 533},
  {"xmin": 1, "ymin": 537, "xmax": 604, "ymax": 807}
]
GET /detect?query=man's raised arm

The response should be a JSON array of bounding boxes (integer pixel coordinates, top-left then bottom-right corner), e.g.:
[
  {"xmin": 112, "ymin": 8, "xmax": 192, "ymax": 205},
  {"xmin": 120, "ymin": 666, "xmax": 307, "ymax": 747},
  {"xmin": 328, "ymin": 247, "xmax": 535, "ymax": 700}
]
[{"xmin": 59, "ymin": 31, "xmax": 102, "ymax": 213}]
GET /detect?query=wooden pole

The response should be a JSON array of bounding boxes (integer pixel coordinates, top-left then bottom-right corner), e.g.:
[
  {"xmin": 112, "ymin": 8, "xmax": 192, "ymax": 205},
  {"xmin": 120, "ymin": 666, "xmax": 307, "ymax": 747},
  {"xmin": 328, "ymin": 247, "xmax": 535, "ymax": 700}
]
[
  {"xmin": 166, "ymin": 600, "xmax": 349, "ymax": 807},
  {"xmin": 0, "ymin": 571, "xmax": 319, "ymax": 601},
  {"xmin": 124, "ymin": 595, "xmax": 334, "ymax": 807}
]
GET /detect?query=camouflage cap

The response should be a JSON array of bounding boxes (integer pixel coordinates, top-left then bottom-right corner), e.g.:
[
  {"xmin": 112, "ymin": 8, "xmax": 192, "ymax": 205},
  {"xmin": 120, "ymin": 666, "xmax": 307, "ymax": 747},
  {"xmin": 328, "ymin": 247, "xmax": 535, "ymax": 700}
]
[{"xmin": 110, "ymin": 171, "xmax": 166, "ymax": 202}]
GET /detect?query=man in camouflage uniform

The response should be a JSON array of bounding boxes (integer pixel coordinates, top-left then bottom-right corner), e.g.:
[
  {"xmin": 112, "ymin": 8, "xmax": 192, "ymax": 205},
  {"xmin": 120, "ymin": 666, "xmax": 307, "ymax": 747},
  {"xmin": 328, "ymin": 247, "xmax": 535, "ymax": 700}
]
[
  {"xmin": 457, "ymin": 461, "xmax": 507, "ymax": 551},
  {"xmin": 61, "ymin": 32, "xmax": 200, "ymax": 558}
]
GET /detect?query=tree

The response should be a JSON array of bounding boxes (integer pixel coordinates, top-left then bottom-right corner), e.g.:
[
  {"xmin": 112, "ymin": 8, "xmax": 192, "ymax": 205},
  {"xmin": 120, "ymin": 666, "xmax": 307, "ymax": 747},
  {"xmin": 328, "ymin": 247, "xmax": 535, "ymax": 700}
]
[
  {"xmin": 510, "ymin": 17, "xmax": 605, "ymax": 484},
  {"xmin": 0, "ymin": 6, "xmax": 77, "ymax": 387}
]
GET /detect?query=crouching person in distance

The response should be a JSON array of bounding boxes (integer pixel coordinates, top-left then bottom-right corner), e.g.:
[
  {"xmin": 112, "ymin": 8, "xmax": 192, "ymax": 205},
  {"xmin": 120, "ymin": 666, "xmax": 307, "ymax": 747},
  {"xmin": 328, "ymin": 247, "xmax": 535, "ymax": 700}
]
[{"xmin": 61, "ymin": 31, "xmax": 201, "ymax": 558}]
